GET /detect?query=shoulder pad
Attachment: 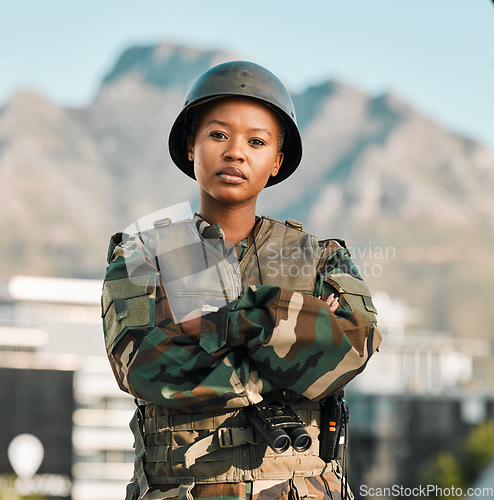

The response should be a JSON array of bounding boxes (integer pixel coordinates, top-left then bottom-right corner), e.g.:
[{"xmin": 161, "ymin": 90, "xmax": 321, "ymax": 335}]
[
  {"xmin": 107, "ymin": 232, "xmax": 124, "ymax": 263},
  {"xmin": 261, "ymin": 215, "xmax": 305, "ymax": 231},
  {"xmin": 153, "ymin": 217, "xmax": 172, "ymax": 228},
  {"xmin": 111, "ymin": 232, "xmax": 124, "ymax": 245},
  {"xmin": 261, "ymin": 215, "xmax": 322, "ymax": 241},
  {"xmin": 333, "ymin": 238, "xmax": 347, "ymax": 248},
  {"xmin": 284, "ymin": 218, "xmax": 303, "ymax": 230},
  {"xmin": 318, "ymin": 238, "xmax": 348, "ymax": 253}
]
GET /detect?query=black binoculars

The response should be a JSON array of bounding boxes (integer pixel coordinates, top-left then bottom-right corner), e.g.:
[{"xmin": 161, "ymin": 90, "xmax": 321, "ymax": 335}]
[{"xmin": 246, "ymin": 401, "xmax": 312, "ymax": 454}]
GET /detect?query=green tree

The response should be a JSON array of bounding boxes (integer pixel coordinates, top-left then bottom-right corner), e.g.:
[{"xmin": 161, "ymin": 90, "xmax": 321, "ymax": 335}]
[
  {"xmin": 0, "ymin": 474, "xmax": 48, "ymax": 500},
  {"xmin": 422, "ymin": 421, "xmax": 494, "ymax": 497},
  {"xmin": 462, "ymin": 420, "xmax": 494, "ymax": 484},
  {"xmin": 422, "ymin": 451, "xmax": 467, "ymax": 492}
]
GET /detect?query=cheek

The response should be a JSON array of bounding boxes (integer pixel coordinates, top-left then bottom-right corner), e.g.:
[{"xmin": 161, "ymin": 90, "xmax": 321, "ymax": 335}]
[
  {"xmin": 193, "ymin": 142, "xmax": 213, "ymax": 167},
  {"xmin": 193, "ymin": 157, "xmax": 214, "ymax": 187},
  {"xmin": 259, "ymin": 151, "xmax": 280, "ymax": 175},
  {"xmin": 193, "ymin": 160, "xmax": 204, "ymax": 182}
]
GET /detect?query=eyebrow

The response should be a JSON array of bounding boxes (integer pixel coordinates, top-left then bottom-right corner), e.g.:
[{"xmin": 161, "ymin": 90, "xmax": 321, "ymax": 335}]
[
  {"xmin": 250, "ymin": 127, "xmax": 272, "ymax": 137},
  {"xmin": 205, "ymin": 120, "xmax": 272, "ymax": 137},
  {"xmin": 205, "ymin": 120, "xmax": 229, "ymax": 128}
]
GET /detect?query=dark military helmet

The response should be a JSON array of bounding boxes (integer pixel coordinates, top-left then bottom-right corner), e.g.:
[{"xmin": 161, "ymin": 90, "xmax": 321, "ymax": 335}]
[{"xmin": 168, "ymin": 61, "xmax": 302, "ymax": 187}]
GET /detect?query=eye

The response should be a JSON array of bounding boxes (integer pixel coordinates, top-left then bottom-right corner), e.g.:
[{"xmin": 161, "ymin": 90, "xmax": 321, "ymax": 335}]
[
  {"xmin": 249, "ymin": 138, "xmax": 266, "ymax": 147},
  {"xmin": 209, "ymin": 131, "xmax": 227, "ymax": 139}
]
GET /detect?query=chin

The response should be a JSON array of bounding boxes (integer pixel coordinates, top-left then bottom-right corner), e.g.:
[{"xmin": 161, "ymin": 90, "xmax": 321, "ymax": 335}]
[{"xmin": 209, "ymin": 188, "xmax": 256, "ymax": 205}]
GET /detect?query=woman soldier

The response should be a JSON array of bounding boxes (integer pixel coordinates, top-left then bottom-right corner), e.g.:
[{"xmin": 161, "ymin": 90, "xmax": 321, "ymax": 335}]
[{"xmin": 102, "ymin": 61, "xmax": 381, "ymax": 500}]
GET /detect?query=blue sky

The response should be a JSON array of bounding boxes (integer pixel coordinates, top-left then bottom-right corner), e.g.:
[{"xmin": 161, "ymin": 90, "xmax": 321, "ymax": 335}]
[{"xmin": 2, "ymin": 0, "xmax": 494, "ymax": 151}]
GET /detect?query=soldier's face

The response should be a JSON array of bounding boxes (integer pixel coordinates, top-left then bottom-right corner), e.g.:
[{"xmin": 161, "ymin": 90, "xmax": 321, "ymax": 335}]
[{"xmin": 187, "ymin": 96, "xmax": 284, "ymax": 206}]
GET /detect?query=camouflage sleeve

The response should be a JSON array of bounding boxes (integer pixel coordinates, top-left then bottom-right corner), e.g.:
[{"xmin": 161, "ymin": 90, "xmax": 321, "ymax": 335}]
[
  {"xmin": 234, "ymin": 289, "xmax": 380, "ymax": 400},
  {"xmin": 229, "ymin": 238, "xmax": 381, "ymax": 400}
]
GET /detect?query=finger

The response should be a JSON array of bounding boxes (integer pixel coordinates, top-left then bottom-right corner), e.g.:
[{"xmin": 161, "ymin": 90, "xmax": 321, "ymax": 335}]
[
  {"xmin": 329, "ymin": 297, "xmax": 339, "ymax": 312},
  {"xmin": 325, "ymin": 293, "xmax": 334, "ymax": 303}
]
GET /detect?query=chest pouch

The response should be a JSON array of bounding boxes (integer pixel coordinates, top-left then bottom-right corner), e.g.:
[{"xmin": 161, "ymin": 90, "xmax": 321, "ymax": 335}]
[
  {"xmin": 151, "ymin": 218, "xmax": 242, "ymax": 324},
  {"xmin": 324, "ymin": 273, "xmax": 377, "ymax": 324}
]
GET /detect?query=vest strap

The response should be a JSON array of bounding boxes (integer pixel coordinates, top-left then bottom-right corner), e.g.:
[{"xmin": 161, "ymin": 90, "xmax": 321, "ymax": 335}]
[
  {"xmin": 145, "ymin": 445, "xmax": 170, "ymax": 463},
  {"xmin": 218, "ymin": 426, "xmax": 258, "ymax": 447},
  {"xmin": 291, "ymin": 475, "xmax": 317, "ymax": 499},
  {"xmin": 129, "ymin": 408, "xmax": 151, "ymax": 499},
  {"xmin": 183, "ymin": 426, "xmax": 261, "ymax": 468},
  {"xmin": 144, "ymin": 415, "xmax": 169, "ymax": 434},
  {"xmin": 178, "ymin": 480, "xmax": 195, "ymax": 500}
]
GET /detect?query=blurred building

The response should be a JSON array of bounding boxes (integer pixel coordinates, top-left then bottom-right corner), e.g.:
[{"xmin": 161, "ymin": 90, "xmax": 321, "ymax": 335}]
[
  {"xmin": 1, "ymin": 277, "xmax": 493, "ymax": 500},
  {"xmin": 0, "ymin": 276, "xmax": 134, "ymax": 500},
  {"xmin": 347, "ymin": 291, "xmax": 494, "ymax": 497},
  {"xmin": 351, "ymin": 291, "xmax": 493, "ymax": 395}
]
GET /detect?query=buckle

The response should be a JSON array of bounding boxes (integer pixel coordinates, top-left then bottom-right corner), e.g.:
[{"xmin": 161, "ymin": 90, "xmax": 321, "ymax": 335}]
[
  {"xmin": 218, "ymin": 427, "xmax": 233, "ymax": 448},
  {"xmin": 218, "ymin": 427, "xmax": 257, "ymax": 448}
]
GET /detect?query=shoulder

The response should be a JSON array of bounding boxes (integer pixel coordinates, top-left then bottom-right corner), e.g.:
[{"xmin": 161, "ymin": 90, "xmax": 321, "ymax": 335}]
[
  {"xmin": 106, "ymin": 229, "xmax": 158, "ymax": 265},
  {"xmin": 318, "ymin": 238, "xmax": 349, "ymax": 256},
  {"xmin": 261, "ymin": 215, "xmax": 317, "ymax": 241},
  {"xmin": 260, "ymin": 216, "xmax": 321, "ymax": 256},
  {"xmin": 260, "ymin": 216, "xmax": 348, "ymax": 253},
  {"xmin": 106, "ymin": 232, "xmax": 124, "ymax": 263}
]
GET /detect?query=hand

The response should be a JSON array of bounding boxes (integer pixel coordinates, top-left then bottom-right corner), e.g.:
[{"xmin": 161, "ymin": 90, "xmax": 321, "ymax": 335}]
[
  {"xmin": 324, "ymin": 293, "xmax": 339, "ymax": 312},
  {"xmin": 179, "ymin": 308, "xmax": 202, "ymax": 342}
]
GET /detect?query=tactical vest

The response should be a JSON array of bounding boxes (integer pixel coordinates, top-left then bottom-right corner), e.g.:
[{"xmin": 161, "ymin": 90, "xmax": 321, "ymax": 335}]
[
  {"xmin": 129, "ymin": 217, "xmax": 340, "ymax": 497},
  {"xmin": 239, "ymin": 216, "xmax": 321, "ymax": 294}
]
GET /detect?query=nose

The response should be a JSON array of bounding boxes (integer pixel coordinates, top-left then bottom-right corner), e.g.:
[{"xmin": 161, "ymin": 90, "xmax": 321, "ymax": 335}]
[{"xmin": 223, "ymin": 138, "xmax": 246, "ymax": 163}]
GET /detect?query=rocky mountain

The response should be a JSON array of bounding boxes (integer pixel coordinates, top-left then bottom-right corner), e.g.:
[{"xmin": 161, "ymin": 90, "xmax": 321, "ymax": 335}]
[{"xmin": 1, "ymin": 41, "xmax": 493, "ymax": 339}]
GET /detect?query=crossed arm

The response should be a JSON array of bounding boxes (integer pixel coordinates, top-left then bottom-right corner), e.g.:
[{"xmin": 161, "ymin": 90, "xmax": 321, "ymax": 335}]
[{"xmin": 102, "ymin": 233, "xmax": 381, "ymax": 412}]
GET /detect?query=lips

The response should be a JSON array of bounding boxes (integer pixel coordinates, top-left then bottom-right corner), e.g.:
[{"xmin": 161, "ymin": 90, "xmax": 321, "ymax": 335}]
[{"xmin": 216, "ymin": 166, "xmax": 247, "ymax": 184}]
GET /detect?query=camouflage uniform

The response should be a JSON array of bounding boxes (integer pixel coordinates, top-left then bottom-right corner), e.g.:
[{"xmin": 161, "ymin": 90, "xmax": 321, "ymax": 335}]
[{"xmin": 102, "ymin": 214, "xmax": 381, "ymax": 500}]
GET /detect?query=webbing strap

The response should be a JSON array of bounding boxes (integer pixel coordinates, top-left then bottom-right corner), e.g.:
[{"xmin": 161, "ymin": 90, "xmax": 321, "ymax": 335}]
[
  {"xmin": 291, "ymin": 475, "xmax": 317, "ymax": 499},
  {"xmin": 183, "ymin": 426, "xmax": 259, "ymax": 468},
  {"xmin": 129, "ymin": 409, "xmax": 150, "ymax": 499},
  {"xmin": 183, "ymin": 434, "xmax": 214, "ymax": 468},
  {"xmin": 144, "ymin": 409, "xmax": 319, "ymax": 434},
  {"xmin": 145, "ymin": 445, "xmax": 169, "ymax": 463},
  {"xmin": 144, "ymin": 409, "xmax": 238, "ymax": 433},
  {"xmin": 219, "ymin": 426, "xmax": 257, "ymax": 447},
  {"xmin": 144, "ymin": 415, "xmax": 169, "ymax": 434},
  {"xmin": 178, "ymin": 481, "xmax": 195, "ymax": 500}
]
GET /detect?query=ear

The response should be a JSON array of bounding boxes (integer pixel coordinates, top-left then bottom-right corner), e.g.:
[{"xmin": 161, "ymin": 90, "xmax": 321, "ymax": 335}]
[
  {"xmin": 186, "ymin": 135, "xmax": 195, "ymax": 162},
  {"xmin": 270, "ymin": 152, "xmax": 284, "ymax": 177}
]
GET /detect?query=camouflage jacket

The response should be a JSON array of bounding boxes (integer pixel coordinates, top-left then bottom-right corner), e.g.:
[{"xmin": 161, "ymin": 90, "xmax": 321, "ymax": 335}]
[{"xmin": 102, "ymin": 215, "xmax": 381, "ymax": 413}]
